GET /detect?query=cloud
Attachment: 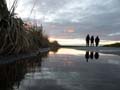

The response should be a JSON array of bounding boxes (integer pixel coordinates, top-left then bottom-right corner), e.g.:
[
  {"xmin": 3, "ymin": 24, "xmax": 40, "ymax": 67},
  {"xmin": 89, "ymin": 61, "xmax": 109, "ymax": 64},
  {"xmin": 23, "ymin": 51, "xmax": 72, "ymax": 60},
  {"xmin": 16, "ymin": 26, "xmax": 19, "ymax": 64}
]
[
  {"xmin": 108, "ymin": 32, "xmax": 120, "ymax": 36},
  {"xmin": 10, "ymin": 0, "xmax": 120, "ymax": 44},
  {"xmin": 64, "ymin": 27, "xmax": 75, "ymax": 33}
]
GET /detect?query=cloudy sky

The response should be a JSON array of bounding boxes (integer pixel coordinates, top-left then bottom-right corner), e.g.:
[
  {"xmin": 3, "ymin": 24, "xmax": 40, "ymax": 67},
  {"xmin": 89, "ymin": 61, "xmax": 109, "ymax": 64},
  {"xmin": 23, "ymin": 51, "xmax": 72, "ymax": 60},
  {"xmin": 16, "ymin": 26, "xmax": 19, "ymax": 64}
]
[{"xmin": 7, "ymin": 0, "xmax": 120, "ymax": 45}]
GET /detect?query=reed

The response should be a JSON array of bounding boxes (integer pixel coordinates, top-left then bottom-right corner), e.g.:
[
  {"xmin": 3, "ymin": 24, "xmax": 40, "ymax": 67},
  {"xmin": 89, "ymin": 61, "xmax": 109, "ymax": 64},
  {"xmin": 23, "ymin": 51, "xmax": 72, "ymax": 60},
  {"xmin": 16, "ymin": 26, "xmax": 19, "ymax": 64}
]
[{"xmin": 0, "ymin": 0, "xmax": 59, "ymax": 55}]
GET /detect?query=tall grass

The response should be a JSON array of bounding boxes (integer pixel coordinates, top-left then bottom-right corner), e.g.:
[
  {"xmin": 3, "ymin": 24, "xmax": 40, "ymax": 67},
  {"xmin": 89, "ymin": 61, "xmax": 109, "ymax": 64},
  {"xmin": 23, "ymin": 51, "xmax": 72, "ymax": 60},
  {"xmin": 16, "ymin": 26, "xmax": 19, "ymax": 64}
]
[{"xmin": 0, "ymin": 0, "xmax": 59, "ymax": 55}]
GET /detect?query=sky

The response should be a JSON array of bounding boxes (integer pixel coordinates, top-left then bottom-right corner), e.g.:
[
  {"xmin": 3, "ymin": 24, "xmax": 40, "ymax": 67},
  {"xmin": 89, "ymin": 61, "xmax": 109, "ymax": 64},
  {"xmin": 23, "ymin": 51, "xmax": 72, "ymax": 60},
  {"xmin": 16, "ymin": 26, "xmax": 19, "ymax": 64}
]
[{"xmin": 7, "ymin": 0, "xmax": 120, "ymax": 45}]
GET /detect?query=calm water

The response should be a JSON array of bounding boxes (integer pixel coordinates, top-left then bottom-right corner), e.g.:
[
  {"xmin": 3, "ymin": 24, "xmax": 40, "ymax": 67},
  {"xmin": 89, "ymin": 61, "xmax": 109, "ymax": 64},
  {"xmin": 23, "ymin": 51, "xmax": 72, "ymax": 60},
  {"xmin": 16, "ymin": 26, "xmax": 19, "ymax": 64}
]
[{"xmin": 0, "ymin": 48, "xmax": 120, "ymax": 90}]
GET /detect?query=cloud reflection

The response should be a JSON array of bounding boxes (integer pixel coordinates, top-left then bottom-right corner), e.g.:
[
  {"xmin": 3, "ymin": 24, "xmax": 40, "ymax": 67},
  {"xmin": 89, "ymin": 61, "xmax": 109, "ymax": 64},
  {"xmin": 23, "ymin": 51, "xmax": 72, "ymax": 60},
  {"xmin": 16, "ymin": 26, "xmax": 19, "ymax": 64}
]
[{"xmin": 52, "ymin": 48, "xmax": 85, "ymax": 56}]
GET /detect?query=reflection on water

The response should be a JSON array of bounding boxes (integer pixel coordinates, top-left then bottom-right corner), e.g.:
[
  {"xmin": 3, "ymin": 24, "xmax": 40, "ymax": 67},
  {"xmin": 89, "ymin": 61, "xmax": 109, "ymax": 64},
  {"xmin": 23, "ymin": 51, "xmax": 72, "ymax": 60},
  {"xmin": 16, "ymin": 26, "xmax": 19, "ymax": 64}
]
[
  {"xmin": 0, "ymin": 48, "xmax": 120, "ymax": 90},
  {"xmin": 0, "ymin": 51, "xmax": 49, "ymax": 90},
  {"xmin": 95, "ymin": 52, "xmax": 99, "ymax": 59},
  {"xmin": 85, "ymin": 51, "xmax": 99, "ymax": 62},
  {"xmin": 50, "ymin": 48, "xmax": 85, "ymax": 55}
]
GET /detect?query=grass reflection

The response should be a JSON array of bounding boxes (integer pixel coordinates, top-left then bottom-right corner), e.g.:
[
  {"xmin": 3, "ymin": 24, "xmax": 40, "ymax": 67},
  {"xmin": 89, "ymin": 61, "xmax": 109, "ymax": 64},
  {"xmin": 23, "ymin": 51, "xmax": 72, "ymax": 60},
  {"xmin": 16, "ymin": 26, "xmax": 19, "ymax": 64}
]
[{"xmin": 0, "ymin": 51, "xmax": 49, "ymax": 90}]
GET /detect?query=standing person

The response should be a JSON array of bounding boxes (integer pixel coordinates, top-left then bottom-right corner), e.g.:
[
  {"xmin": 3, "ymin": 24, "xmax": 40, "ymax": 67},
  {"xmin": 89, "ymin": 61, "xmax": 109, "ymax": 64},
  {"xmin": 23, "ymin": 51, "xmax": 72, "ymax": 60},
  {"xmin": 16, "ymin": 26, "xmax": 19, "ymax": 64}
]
[
  {"xmin": 95, "ymin": 36, "xmax": 100, "ymax": 47},
  {"xmin": 86, "ymin": 34, "xmax": 90, "ymax": 47},
  {"xmin": 90, "ymin": 35, "xmax": 94, "ymax": 46}
]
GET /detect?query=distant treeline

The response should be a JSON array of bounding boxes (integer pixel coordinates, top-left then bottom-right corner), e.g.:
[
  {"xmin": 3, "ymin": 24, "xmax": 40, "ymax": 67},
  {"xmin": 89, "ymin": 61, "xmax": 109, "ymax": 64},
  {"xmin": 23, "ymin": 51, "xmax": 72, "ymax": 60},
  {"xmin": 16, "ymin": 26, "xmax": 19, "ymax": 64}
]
[
  {"xmin": 103, "ymin": 43, "xmax": 120, "ymax": 47},
  {"xmin": 0, "ymin": 0, "xmax": 59, "ymax": 55}
]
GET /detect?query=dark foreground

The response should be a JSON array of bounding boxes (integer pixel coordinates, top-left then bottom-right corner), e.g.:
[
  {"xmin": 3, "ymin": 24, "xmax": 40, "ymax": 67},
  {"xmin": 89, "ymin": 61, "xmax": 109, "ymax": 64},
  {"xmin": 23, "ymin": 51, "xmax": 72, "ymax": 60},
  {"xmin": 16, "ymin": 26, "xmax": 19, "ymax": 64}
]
[{"xmin": 0, "ymin": 48, "xmax": 120, "ymax": 90}]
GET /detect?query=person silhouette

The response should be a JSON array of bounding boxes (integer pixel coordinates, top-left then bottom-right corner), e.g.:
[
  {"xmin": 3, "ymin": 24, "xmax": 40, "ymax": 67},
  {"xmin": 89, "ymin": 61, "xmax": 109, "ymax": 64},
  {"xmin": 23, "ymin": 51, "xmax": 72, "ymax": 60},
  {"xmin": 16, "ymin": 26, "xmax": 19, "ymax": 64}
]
[
  {"xmin": 94, "ymin": 52, "xmax": 99, "ymax": 59},
  {"xmin": 90, "ymin": 51, "xmax": 94, "ymax": 59},
  {"xmin": 90, "ymin": 36, "xmax": 94, "ymax": 46},
  {"xmin": 86, "ymin": 34, "xmax": 90, "ymax": 47},
  {"xmin": 85, "ymin": 51, "xmax": 89, "ymax": 62},
  {"xmin": 95, "ymin": 36, "xmax": 100, "ymax": 47}
]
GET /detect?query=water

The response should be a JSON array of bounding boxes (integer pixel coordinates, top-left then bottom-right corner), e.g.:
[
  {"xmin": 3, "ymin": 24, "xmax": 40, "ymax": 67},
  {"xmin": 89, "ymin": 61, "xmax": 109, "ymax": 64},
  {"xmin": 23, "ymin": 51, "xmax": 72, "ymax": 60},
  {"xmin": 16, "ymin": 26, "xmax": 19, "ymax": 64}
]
[{"xmin": 0, "ymin": 48, "xmax": 120, "ymax": 90}]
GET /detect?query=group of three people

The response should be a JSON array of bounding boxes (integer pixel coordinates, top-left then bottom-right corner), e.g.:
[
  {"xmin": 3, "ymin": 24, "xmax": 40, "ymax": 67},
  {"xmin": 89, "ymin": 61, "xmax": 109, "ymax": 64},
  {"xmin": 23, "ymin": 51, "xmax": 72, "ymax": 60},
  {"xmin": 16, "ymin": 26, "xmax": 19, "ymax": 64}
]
[{"xmin": 86, "ymin": 34, "xmax": 100, "ymax": 47}]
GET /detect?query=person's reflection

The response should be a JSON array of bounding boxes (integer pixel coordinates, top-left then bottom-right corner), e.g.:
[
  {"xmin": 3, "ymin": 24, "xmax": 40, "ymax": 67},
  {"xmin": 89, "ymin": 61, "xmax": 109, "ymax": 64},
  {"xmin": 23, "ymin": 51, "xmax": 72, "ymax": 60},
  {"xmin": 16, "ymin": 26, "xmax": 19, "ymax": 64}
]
[
  {"xmin": 94, "ymin": 52, "xmax": 99, "ymax": 59},
  {"xmin": 85, "ymin": 51, "xmax": 100, "ymax": 62},
  {"xmin": 85, "ymin": 51, "xmax": 89, "ymax": 62},
  {"xmin": 90, "ymin": 51, "xmax": 94, "ymax": 59}
]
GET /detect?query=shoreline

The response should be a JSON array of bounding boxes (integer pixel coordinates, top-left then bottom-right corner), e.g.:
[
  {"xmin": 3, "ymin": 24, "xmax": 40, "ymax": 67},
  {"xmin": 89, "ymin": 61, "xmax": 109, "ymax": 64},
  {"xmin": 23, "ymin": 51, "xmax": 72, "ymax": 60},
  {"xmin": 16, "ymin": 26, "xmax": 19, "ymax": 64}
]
[
  {"xmin": 64, "ymin": 46, "xmax": 120, "ymax": 56},
  {"xmin": 0, "ymin": 48, "xmax": 50, "ymax": 64},
  {"xmin": 0, "ymin": 46, "xmax": 120, "ymax": 64}
]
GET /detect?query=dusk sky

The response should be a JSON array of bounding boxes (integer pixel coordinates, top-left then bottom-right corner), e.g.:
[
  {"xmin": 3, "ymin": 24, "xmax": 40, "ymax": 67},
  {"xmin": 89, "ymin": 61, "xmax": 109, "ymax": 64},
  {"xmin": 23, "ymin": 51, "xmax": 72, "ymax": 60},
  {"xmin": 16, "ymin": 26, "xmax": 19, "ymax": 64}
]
[{"xmin": 7, "ymin": 0, "xmax": 120, "ymax": 45}]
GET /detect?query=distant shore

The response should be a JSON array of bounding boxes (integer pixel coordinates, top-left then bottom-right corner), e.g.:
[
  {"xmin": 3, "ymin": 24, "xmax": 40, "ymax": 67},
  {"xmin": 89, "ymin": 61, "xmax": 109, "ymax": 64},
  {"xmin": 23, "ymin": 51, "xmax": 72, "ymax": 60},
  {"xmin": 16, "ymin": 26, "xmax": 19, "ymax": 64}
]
[{"xmin": 61, "ymin": 46, "xmax": 120, "ymax": 56}]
